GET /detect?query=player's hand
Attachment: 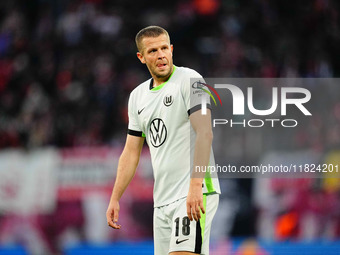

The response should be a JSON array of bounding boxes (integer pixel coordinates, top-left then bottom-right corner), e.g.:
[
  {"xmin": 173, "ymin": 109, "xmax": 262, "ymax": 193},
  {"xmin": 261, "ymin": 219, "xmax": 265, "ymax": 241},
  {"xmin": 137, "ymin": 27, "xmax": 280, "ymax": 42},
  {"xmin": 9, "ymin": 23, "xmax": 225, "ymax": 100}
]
[
  {"xmin": 186, "ymin": 182, "xmax": 205, "ymax": 221},
  {"xmin": 106, "ymin": 200, "xmax": 121, "ymax": 229}
]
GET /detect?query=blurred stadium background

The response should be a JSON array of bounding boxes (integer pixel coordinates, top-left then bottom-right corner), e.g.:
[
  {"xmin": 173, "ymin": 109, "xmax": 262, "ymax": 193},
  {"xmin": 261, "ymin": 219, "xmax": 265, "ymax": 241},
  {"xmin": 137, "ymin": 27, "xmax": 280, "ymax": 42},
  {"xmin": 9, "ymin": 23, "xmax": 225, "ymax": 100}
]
[{"xmin": 0, "ymin": 0, "xmax": 340, "ymax": 254}]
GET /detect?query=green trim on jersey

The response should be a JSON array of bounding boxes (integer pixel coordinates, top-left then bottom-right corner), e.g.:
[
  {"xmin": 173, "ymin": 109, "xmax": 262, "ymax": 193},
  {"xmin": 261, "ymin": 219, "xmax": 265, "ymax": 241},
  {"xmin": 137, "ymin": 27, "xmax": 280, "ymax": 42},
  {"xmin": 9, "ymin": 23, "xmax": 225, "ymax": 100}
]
[
  {"xmin": 204, "ymin": 171, "xmax": 215, "ymax": 193},
  {"xmin": 200, "ymin": 194, "xmax": 207, "ymax": 245},
  {"xmin": 142, "ymin": 132, "xmax": 146, "ymax": 138},
  {"xmin": 150, "ymin": 65, "xmax": 176, "ymax": 91}
]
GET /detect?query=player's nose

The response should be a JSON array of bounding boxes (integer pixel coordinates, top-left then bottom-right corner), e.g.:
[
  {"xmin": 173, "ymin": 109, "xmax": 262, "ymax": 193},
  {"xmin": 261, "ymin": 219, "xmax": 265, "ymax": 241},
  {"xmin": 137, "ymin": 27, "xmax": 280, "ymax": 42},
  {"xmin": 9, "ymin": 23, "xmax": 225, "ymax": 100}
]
[{"xmin": 156, "ymin": 49, "xmax": 165, "ymax": 58}]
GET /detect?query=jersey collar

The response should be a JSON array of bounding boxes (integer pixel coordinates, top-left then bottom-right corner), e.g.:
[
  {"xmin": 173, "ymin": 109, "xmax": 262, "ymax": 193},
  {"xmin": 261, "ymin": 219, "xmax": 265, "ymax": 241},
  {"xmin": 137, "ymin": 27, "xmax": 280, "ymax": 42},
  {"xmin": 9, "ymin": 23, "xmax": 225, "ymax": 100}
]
[{"xmin": 149, "ymin": 65, "xmax": 176, "ymax": 91}]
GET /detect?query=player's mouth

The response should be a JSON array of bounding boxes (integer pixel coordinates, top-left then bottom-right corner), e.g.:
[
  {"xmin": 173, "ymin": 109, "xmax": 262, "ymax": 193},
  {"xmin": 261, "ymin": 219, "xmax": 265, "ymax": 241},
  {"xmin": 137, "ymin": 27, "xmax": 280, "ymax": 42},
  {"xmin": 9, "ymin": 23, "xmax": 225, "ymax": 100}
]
[{"xmin": 157, "ymin": 63, "xmax": 167, "ymax": 70}]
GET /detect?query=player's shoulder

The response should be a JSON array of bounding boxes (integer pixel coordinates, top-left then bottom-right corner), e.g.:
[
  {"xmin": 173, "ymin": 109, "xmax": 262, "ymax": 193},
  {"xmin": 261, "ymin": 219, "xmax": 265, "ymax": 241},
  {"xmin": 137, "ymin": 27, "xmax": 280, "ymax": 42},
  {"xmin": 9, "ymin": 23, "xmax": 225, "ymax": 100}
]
[
  {"xmin": 175, "ymin": 66, "xmax": 203, "ymax": 79},
  {"xmin": 174, "ymin": 66, "xmax": 203, "ymax": 94},
  {"xmin": 130, "ymin": 78, "xmax": 151, "ymax": 98}
]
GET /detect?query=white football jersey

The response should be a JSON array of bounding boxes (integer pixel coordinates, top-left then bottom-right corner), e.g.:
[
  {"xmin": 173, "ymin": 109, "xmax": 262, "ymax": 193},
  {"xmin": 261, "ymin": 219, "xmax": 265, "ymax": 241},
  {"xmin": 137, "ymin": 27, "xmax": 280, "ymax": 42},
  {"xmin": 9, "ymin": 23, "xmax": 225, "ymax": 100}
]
[{"xmin": 128, "ymin": 66, "xmax": 220, "ymax": 207}]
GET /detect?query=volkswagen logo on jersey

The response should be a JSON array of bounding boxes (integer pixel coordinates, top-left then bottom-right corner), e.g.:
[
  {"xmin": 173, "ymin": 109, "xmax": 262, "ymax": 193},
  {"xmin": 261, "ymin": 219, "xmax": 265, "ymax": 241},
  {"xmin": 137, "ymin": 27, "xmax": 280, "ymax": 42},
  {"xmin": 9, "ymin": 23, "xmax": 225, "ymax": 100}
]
[
  {"xmin": 149, "ymin": 118, "xmax": 167, "ymax": 147},
  {"xmin": 163, "ymin": 94, "xmax": 173, "ymax": 106}
]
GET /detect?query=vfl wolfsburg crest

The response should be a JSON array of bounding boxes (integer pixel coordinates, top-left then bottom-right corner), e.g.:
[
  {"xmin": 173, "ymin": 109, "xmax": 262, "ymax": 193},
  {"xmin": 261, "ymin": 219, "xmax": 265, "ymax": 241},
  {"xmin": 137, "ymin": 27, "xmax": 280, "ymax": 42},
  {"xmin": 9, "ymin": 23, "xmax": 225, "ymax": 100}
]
[{"xmin": 163, "ymin": 94, "xmax": 173, "ymax": 106}]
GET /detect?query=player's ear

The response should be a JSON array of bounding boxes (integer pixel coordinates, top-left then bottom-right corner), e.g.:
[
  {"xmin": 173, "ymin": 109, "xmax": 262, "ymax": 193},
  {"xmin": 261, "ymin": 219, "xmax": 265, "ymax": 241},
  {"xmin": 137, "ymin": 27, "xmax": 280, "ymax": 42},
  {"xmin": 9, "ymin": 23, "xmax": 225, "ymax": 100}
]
[
  {"xmin": 137, "ymin": 52, "xmax": 146, "ymax": 64},
  {"xmin": 170, "ymin": 44, "xmax": 173, "ymax": 53}
]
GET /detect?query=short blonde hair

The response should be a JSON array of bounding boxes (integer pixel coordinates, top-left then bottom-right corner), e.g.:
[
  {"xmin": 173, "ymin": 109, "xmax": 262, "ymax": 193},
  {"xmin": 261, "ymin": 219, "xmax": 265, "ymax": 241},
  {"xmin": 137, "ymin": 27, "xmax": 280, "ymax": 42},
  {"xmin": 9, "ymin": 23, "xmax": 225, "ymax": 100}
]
[{"xmin": 135, "ymin": 26, "xmax": 170, "ymax": 53}]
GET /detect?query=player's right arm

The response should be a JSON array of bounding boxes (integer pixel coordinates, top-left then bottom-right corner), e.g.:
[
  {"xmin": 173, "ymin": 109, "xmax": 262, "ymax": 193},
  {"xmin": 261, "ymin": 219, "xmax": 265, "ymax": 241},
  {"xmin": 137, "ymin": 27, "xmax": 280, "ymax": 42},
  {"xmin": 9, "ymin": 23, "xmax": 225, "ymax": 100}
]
[{"xmin": 106, "ymin": 134, "xmax": 145, "ymax": 229}]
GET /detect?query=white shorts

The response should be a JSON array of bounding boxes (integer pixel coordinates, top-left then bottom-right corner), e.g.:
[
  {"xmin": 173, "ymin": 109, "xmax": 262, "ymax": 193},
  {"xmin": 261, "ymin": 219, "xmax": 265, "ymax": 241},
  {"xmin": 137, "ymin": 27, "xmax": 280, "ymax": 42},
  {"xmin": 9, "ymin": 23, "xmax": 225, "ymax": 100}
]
[{"xmin": 154, "ymin": 194, "xmax": 219, "ymax": 255}]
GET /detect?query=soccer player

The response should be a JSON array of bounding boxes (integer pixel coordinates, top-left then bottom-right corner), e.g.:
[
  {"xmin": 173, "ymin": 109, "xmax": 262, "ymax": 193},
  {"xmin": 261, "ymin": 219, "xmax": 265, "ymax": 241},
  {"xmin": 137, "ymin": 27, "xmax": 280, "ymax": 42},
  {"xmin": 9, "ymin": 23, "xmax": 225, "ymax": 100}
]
[{"xmin": 106, "ymin": 26, "xmax": 220, "ymax": 255}]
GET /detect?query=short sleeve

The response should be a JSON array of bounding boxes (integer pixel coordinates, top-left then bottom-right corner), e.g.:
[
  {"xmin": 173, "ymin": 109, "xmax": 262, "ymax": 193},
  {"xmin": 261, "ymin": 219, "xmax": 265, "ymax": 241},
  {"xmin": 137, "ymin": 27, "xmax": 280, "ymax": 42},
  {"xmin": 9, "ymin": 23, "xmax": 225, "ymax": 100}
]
[
  {"xmin": 181, "ymin": 70, "xmax": 211, "ymax": 116},
  {"xmin": 127, "ymin": 91, "xmax": 143, "ymax": 136}
]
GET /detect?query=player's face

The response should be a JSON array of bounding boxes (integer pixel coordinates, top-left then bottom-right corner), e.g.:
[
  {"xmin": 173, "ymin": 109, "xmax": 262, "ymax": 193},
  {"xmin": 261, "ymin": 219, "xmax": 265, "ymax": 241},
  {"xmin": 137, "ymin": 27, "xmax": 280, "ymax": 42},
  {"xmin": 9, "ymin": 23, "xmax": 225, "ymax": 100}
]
[{"xmin": 137, "ymin": 34, "xmax": 174, "ymax": 84}]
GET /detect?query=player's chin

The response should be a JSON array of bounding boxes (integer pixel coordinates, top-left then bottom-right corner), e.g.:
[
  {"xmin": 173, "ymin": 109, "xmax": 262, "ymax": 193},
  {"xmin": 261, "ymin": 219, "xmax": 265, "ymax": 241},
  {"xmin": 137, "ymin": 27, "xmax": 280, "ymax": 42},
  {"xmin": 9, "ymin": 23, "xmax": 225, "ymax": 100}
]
[
  {"xmin": 156, "ymin": 65, "xmax": 168, "ymax": 73},
  {"xmin": 155, "ymin": 67, "xmax": 171, "ymax": 77}
]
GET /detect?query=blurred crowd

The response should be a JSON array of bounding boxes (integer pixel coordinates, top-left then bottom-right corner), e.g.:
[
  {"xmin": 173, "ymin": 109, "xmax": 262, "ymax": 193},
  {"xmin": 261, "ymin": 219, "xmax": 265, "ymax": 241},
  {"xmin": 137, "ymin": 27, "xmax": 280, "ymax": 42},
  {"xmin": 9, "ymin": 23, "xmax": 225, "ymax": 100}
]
[
  {"xmin": 0, "ymin": 0, "xmax": 340, "ymax": 253},
  {"xmin": 0, "ymin": 0, "xmax": 339, "ymax": 149}
]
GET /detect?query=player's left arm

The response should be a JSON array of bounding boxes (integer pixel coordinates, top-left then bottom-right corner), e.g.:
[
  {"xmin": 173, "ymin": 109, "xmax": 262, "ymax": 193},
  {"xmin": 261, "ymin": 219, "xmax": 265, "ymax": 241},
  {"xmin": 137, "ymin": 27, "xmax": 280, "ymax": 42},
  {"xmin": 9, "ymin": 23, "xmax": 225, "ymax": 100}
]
[{"xmin": 187, "ymin": 109, "xmax": 213, "ymax": 221}]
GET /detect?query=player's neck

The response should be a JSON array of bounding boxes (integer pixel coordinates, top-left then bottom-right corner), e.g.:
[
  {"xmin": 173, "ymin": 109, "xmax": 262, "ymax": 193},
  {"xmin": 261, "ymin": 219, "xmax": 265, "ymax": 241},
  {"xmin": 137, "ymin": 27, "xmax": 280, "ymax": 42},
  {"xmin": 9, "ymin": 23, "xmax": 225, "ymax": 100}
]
[{"xmin": 152, "ymin": 65, "xmax": 174, "ymax": 87}]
